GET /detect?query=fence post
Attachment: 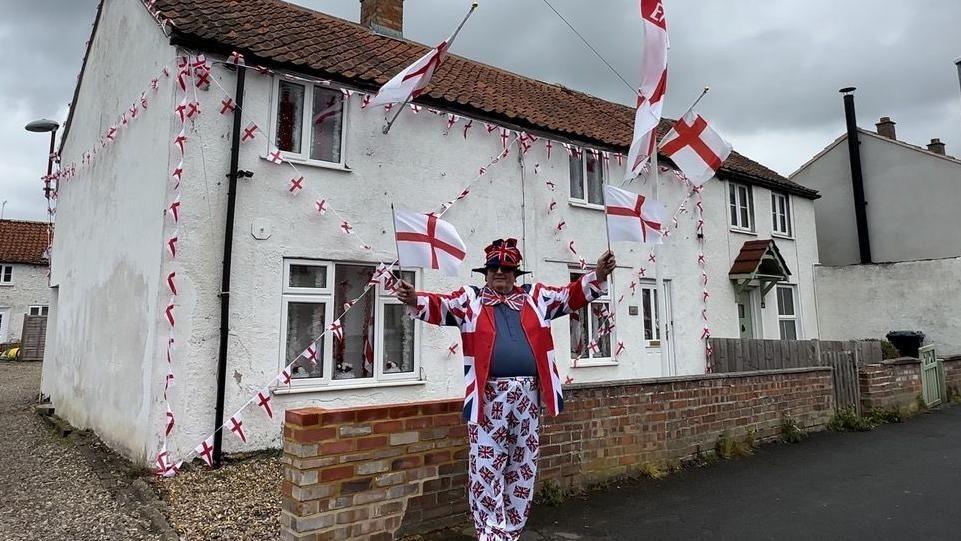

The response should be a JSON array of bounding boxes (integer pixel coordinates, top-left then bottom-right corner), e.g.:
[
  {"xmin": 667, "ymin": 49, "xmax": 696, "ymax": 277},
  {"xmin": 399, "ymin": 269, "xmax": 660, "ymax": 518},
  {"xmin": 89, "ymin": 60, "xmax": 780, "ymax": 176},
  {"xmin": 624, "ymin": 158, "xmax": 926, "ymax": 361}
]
[{"xmin": 813, "ymin": 338, "xmax": 822, "ymax": 366}]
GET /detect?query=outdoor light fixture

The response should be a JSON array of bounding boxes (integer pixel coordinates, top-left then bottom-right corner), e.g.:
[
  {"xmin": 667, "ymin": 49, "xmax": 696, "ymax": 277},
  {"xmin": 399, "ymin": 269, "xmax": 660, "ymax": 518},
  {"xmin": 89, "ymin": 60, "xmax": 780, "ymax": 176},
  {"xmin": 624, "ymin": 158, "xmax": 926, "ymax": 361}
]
[{"xmin": 24, "ymin": 119, "xmax": 61, "ymax": 200}]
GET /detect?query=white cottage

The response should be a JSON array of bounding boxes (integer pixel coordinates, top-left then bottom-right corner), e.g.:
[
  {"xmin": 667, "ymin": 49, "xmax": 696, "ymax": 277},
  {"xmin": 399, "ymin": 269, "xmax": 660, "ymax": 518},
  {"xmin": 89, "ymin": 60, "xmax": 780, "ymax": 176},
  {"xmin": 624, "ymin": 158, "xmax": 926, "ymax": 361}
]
[
  {"xmin": 0, "ymin": 219, "xmax": 50, "ymax": 347},
  {"xmin": 43, "ymin": 0, "xmax": 821, "ymax": 464}
]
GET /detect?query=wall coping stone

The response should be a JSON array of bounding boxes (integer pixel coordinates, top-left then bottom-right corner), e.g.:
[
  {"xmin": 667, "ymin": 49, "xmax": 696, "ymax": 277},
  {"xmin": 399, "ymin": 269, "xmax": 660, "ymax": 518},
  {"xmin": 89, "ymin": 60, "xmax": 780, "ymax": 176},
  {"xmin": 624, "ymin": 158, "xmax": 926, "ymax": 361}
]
[
  {"xmin": 564, "ymin": 367, "xmax": 833, "ymax": 390},
  {"xmin": 878, "ymin": 357, "xmax": 921, "ymax": 366}
]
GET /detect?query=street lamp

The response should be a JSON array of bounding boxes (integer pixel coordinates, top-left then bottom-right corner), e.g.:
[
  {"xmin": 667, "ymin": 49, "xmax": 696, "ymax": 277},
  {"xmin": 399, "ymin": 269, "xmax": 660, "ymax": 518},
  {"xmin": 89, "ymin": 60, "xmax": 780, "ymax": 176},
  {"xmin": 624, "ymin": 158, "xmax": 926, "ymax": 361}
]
[{"xmin": 25, "ymin": 119, "xmax": 60, "ymax": 200}]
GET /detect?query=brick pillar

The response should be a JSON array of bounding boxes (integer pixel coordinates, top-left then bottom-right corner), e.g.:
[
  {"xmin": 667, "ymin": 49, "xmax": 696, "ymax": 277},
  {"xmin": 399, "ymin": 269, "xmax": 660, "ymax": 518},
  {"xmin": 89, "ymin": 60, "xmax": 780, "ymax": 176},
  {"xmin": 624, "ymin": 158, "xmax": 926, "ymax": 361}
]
[{"xmin": 282, "ymin": 400, "xmax": 468, "ymax": 540}]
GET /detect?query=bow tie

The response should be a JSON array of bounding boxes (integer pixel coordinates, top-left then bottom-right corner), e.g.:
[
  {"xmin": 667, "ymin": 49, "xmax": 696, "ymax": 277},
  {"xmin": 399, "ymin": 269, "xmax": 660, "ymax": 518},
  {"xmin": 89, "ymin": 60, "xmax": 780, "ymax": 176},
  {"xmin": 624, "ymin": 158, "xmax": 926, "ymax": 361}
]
[{"xmin": 480, "ymin": 287, "xmax": 526, "ymax": 311}]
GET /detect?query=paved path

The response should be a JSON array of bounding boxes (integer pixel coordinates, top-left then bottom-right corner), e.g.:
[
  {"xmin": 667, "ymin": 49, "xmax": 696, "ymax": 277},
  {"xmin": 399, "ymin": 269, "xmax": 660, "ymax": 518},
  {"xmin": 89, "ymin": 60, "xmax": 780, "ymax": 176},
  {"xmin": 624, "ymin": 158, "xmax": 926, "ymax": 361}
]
[
  {"xmin": 524, "ymin": 405, "xmax": 961, "ymax": 541},
  {"xmin": 0, "ymin": 362, "xmax": 163, "ymax": 541}
]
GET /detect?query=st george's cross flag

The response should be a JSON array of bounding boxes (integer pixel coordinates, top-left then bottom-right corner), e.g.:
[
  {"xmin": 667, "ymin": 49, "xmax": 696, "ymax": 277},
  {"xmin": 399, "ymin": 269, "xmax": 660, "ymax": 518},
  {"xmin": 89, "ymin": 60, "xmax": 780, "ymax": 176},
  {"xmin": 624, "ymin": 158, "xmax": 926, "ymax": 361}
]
[
  {"xmin": 659, "ymin": 110, "xmax": 732, "ymax": 187},
  {"xmin": 624, "ymin": 0, "xmax": 669, "ymax": 181},
  {"xmin": 367, "ymin": 6, "xmax": 476, "ymax": 107},
  {"xmin": 394, "ymin": 209, "xmax": 467, "ymax": 276},
  {"xmin": 604, "ymin": 185, "xmax": 666, "ymax": 244}
]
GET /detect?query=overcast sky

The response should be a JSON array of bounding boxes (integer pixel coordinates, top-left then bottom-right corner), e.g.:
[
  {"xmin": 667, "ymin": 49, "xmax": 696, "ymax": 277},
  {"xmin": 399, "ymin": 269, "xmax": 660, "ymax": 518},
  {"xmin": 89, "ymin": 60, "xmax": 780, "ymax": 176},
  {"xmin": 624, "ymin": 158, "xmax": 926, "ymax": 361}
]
[{"xmin": 2, "ymin": 0, "xmax": 959, "ymax": 221}]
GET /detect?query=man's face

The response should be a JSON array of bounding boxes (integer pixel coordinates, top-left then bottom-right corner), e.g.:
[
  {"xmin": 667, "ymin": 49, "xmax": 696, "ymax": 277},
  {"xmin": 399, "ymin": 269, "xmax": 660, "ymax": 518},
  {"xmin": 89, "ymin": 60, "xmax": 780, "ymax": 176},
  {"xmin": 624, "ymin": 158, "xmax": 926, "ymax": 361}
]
[{"xmin": 485, "ymin": 266, "xmax": 517, "ymax": 294}]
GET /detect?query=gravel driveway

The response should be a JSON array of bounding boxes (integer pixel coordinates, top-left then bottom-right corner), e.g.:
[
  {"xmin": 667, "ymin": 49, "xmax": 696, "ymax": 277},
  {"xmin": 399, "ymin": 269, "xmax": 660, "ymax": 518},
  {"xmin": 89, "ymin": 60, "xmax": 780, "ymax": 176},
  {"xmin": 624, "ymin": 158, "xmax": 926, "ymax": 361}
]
[{"xmin": 0, "ymin": 361, "xmax": 164, "ymax": 541}]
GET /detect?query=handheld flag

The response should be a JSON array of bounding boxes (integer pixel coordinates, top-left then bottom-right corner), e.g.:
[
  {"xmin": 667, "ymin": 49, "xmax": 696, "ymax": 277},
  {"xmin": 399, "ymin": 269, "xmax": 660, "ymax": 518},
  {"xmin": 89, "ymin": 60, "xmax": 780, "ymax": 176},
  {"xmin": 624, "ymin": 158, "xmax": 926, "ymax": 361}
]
[
  {"xmin": 393, "ymin": 208, "xmax": 467, "ymax": 276},
  {"xmin": 624, "ymin": 0, "xmax": 669, "ymax": 180},
  {"xmin": 604, "ymin": 185, "xmax": 665, "ymax": 244},
  {"xmin": 659, "ymin": 111, "xmax": 732, "ymax": 187}
]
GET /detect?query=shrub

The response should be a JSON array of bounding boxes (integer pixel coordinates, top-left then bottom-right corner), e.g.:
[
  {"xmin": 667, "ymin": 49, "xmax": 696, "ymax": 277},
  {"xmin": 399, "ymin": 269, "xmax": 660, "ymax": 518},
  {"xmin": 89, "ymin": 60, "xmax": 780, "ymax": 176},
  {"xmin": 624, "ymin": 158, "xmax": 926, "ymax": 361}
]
[
  {"xmin": 864, "ymin": 406, "xmax": 902, "ymax": 425},
  {"xmin": 827, "ymin": 408, "xmax": 874, "ymax": 432},
  {"xmin": 535, "ymin": 480, "xmax": 566, "ymax": 507},
  {"xmin": 780, "ymin": 417, "xmax": 806, "ymax": 443}
]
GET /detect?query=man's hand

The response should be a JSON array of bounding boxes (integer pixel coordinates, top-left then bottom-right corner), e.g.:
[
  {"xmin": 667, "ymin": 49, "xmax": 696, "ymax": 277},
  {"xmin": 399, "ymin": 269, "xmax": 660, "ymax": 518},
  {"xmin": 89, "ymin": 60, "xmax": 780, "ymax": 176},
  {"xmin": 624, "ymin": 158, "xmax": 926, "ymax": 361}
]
[
  {"xmin": 595, "ymin": 250, "xmax": 616, "ymax": 281},
  {"xmin": 395, "ymin": 280, "xmax": 418, "ymax": 307}
]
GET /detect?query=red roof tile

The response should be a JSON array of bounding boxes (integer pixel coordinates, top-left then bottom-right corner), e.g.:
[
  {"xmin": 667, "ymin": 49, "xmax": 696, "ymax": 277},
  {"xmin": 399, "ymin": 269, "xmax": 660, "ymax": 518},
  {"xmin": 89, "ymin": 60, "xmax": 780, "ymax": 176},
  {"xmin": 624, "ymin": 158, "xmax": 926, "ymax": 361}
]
[
  {"xmin": 73, "ymin": 0, "xmax": 818, "ymax": 198},
  {"xmin": 0, "ymin": 220, "xmax": 49, "ymax": 266}
]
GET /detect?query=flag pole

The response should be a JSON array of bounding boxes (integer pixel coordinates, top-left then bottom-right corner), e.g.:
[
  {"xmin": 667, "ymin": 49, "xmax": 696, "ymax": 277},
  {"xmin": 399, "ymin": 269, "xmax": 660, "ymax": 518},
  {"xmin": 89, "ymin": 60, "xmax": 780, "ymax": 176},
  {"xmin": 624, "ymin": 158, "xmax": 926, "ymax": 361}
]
[
  {"xmin": 389, "ymin": 204, "xmax": 406, "ymax": 285},
  {"xmin": 382, "ymin": 2, "xmax": 479, "ymax": 135},
  {"xmin": 657, "ymin": 87, "xmax": 710, "ymax": 152}
]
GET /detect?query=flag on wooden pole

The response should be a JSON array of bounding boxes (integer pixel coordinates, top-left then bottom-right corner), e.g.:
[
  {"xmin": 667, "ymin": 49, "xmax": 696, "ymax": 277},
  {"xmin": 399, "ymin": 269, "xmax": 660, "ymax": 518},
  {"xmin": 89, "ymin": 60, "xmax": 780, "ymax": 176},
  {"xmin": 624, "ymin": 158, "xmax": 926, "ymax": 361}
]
[{"xmin": 393, "ymin": 208, "xmax": 467, "ymax": 276}]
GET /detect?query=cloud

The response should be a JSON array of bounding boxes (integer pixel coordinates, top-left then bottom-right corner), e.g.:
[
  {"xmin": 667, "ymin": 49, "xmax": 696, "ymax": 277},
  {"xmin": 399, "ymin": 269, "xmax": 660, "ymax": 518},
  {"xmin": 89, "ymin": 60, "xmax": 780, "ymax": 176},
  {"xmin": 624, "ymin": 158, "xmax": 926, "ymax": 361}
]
[{"xmin": 2, "ymin": 0, "xmax": 959, "ymax": 220}]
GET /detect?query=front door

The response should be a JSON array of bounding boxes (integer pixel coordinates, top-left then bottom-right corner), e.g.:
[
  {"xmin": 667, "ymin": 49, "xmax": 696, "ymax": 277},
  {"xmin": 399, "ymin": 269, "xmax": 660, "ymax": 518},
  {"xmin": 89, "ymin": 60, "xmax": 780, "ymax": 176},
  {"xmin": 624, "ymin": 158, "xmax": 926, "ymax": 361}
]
[
  {"xmin": 0, "ymin": 308, "xmax": 9, "ymax": 343},
  {"xmin": 735, "ymin": 291, "xmax": 754, "ymax": 339}
]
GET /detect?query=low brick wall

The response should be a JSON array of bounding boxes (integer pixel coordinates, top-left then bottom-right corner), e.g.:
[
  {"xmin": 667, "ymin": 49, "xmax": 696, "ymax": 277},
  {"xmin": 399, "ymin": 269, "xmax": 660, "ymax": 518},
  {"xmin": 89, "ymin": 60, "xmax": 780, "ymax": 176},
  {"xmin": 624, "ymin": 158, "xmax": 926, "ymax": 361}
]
[
  {"xmin": 282, "ymin": 368, "xmax": 835, "ymax": 540},
  {"xmin": 944, "ymin": 357, "xmax": 961, "ymax": 396},
  {"xmin": 858, "ymin": 358, "xmax": 922, "ymax": 412}
]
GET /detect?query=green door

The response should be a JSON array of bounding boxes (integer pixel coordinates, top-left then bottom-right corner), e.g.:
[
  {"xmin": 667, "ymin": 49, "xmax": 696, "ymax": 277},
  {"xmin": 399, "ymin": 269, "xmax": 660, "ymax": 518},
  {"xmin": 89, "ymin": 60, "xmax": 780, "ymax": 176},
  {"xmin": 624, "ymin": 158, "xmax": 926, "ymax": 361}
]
[{"xmin": 919, "ymin": 345, "xmax": 944, "ymax": 407}]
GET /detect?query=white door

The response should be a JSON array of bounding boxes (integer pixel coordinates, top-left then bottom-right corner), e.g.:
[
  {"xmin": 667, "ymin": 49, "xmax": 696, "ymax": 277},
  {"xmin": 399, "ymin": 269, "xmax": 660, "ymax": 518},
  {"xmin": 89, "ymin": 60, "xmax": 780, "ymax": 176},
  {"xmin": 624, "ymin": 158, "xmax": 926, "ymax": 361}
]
[
  {"xmin": 735, "ymin": 291, "xmax": 755, "ymax": 339},
  {"xmin": 0, "ymin": 308, "xmax": 9, "ymax": 343},
  {"xmin": 663, "ymin": 280, "xmax": 676, "ymax": 374}
]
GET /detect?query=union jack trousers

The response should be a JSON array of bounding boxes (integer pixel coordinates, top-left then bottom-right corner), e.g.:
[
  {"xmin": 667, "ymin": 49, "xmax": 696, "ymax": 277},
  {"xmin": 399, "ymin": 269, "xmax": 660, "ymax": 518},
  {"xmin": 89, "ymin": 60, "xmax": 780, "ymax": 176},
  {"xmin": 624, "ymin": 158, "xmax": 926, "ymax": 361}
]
[{"xmin": 468, "ymin": 377, "xmax": 540, "ymax": 541}]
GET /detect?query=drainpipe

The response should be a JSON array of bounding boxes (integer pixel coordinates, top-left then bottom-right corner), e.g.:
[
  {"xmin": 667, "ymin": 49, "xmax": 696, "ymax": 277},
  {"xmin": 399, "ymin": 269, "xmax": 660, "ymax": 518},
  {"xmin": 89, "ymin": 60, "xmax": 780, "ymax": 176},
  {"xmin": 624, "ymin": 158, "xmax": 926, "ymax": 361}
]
[
  {"xmin": 213, "ymin": 64, "xmax": 247, "ymax": 468},
  {"xmin": 955, "ymin": 58, "xmax": 961, "ymax": 131},
  {"xmin": 839, "ymin": 87, "xmax": 872, "ymax": 264}
]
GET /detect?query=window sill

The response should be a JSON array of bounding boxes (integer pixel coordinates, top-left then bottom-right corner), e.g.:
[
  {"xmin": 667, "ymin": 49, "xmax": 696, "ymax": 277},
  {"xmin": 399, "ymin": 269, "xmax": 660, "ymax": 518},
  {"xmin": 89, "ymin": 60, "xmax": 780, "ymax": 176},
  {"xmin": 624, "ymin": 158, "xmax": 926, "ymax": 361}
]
[
  {"xmin": 571, "ymin": 359, "xmax": 618, "ymax": 368},
  {"xmin": 729, "ymin": 227, "xmax": 758, "ymax": 236},
  {"xmin": 568, "ymin": 200, "xmax": 605, "ymax": 211},
  {"xmin": 271, "ymin": 379, "xmax": 425, "ymax": 395},
  {"xmin": 771, "ymin": 232, "xmax": 795, "ymax": 241},
  {"xmin": 260, "ymin": 155, "xmax": 352, "ymax": 173},
  {"xmin": 0, "ymin": 283, "xmax": 13, "ymax": 287}
]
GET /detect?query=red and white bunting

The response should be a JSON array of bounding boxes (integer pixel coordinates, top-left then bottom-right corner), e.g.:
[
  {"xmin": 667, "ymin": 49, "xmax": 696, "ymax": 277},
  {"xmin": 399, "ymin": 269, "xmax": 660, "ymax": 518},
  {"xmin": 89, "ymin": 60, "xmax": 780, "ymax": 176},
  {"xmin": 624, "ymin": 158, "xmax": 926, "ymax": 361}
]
[
  {"xmin": 256, "ymin": 391, "xmax": 274, "ymax": 419},
  {"xmin": 228, "ymin": 414, "xmax": 247, "ymax": 443},
  {"xmin": 220, "ymin": 97, "xmax": 236, "ymax": 115},
  {"xmin": 195, "ymin": 436, "xmax": 216, "ymax": 467},
  {"xmin": 328, "ymin": 320, "xmax": 345, "ymax": 343},
  {"xmin": 462, "ymin": 119, "xmax": 472, "ymax": 139},
  {"xmin": 315, "ymin": 199, "xmax": 327, "ymax": 215},
  {"xmin": 545, "ymin": 139, "xmax": 553, "ymax": 160},
  {"xmin": 166, "ymin": 271, "xmax": 177, "ymax": 295},
  {"xmin": 241, "ymin": 122, "xmax": 259, "ymax": 142},
  {"xmin": 301, "ymin": 343, "xmax": 320, "ymax": 365},
  {"xmin": 165, "ymin": 404, "xmax": 175, "ymax": 437},
  {"xmin": 340, "ymin": 221, "xmax": 353, "ymax": 235},
  {"xmin": 279, "ymin": 367, "xmax": 292, "ymax": 386},
  {"xmin": 229, "ymin": 51, "xmax": 245, "ymax": 66},
  {"xmin": 266, "ymin": 149, "xmax": 284, "ymax": 164},
  {"xmin": 289, "ymin": 176, "xmax": 304, "ymax": 195}
]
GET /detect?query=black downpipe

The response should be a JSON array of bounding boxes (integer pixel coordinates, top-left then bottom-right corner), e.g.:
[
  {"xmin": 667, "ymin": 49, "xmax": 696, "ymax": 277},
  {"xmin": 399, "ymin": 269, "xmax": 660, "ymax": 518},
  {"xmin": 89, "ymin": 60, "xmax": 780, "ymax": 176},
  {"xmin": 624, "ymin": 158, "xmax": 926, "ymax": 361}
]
[
  {"xmin": 213, "ymin": 65, "xmax": 246, "ymax": 467},
  {"xmin": 840, "ymin": 87, "xmax": 872, "ymax": 264}
]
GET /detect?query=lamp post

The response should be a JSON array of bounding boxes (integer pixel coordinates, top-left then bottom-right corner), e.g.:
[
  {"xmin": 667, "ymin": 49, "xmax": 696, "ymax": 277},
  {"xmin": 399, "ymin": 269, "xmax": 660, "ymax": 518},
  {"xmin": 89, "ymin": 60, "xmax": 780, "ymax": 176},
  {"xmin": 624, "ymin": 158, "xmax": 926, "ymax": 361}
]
[{"xmin": 25, "ymin": 119, "xmax": 60, "ymax": 201}]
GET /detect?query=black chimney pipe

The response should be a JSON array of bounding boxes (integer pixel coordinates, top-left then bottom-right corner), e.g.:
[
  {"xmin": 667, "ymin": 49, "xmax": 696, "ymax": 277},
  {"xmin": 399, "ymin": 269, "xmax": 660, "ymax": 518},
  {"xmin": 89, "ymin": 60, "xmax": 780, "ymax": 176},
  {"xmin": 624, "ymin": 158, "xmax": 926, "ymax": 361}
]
[{"xmin": 840, "ymin": 87, "xmax": 872, "ymax": 264}]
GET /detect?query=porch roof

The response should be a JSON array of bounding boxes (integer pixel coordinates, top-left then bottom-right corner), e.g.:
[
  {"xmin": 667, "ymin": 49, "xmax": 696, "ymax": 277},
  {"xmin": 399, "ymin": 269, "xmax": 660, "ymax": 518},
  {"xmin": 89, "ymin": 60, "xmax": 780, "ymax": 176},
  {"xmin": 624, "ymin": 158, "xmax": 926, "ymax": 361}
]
[{"xmin": 729, "ymin": 239, "xmax": 791, "ymax": 279}]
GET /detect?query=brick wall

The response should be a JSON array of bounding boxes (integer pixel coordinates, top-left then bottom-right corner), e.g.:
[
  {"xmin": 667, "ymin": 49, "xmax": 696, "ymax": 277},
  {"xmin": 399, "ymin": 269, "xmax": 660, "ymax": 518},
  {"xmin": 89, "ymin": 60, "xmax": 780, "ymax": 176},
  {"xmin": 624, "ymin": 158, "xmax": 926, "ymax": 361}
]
[
  {"xmin": 282, "ymin": 368, "xmax": 835, "ymax": 540},
  {"xmin": 858, "ymin": 359, "xmax": 922, "ymax": 412},
  {"xmin": 943, "ymin": 357, "xmax": 961, "ymax": 395}
]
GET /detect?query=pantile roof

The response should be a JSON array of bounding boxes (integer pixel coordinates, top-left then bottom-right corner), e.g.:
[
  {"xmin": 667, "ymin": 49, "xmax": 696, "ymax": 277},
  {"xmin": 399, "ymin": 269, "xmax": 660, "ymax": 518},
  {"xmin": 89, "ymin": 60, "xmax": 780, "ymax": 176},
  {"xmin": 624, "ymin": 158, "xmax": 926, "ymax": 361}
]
[{"xmin": 0, "ymin": 220, "xmax": 49, "ymax": 266}]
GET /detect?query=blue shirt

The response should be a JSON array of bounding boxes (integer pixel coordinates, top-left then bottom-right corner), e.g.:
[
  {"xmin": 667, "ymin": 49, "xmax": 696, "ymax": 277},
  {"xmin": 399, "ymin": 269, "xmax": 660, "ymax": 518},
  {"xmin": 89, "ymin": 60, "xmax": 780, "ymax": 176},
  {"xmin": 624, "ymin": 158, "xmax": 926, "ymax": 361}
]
[{"xmin": 489, "ymin": 303, "xmax": 538, "ymax": 377}]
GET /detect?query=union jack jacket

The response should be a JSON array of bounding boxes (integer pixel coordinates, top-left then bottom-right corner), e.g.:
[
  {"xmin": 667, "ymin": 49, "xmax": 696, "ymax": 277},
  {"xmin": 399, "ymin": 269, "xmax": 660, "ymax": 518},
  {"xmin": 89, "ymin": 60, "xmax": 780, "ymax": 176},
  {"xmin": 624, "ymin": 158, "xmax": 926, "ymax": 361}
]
[{"xmin": 409, "ymin": 271, "xmax": 607, "ymax": 423}]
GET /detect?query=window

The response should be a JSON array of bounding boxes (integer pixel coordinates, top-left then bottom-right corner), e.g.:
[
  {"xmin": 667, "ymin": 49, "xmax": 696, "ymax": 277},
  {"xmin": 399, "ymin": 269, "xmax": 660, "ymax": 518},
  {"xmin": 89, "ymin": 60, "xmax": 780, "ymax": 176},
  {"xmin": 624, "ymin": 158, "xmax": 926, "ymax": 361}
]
[
  {"xmin": 274, "ymin": 79, "xmax": 345, "ymax": 164},
  {"xmin": 771, "ymin": 193, "xmax": 792, "ymax": 237},
  {"xmin": 729, "ymin": 182, "xmax": 755, "ymax": 231},
  {"xmin": 0, "ymin": 265, "xmax": 12, "ymax": 285},
  {"xmin": 281, "ymin": 260, "xmax": 418, "ymax": 385},
  {"xmin": 28, "ymin": 306, "xmax": 49, "ymax": 316},
  {"xmin": 569, "ymin": 150, "xmax": 605, "ymax": 205},
  {"xmin": 640, "ymin": 282, "xmax": 660, "ymax": 344},
  {"xmin": 569, "ymin": 271, "xmax": 613, "ymax": 361},
  {"xmin": 776, "ymin": 285, "xmax": 799, "ymax": 340}
]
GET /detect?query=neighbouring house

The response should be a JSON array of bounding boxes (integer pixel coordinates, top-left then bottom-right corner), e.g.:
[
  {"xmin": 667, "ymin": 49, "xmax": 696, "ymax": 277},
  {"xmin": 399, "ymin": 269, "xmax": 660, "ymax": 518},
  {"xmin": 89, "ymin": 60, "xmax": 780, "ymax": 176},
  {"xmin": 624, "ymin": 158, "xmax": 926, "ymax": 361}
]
[
  {"xmin": 791, "ymin": 89, "xmax": 961, "ymax": 355},
  {"xmin": 42, "ymin": 0, "xmax": 821, "ymax": 464},
  {"xmin": 0, "ymin": 219, "xmax": 50, "ymax": 347}
]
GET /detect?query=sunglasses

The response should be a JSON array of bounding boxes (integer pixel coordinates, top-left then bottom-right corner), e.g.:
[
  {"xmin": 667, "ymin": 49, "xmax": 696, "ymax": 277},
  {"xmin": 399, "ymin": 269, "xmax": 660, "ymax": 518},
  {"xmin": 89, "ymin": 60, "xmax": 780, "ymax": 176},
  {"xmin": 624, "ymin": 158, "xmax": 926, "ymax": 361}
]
[{"xmin": 487, "ymin": 265, "xmax": 518, "ymax": 274}]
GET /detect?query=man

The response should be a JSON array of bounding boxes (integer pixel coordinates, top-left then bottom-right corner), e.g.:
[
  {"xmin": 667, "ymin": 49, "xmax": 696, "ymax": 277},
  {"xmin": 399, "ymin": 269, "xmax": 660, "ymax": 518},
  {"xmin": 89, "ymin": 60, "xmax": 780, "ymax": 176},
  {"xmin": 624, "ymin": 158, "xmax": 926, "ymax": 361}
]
[{"xmin": 396, "ymin": 238, "xmax": 615, "ymax": 541}]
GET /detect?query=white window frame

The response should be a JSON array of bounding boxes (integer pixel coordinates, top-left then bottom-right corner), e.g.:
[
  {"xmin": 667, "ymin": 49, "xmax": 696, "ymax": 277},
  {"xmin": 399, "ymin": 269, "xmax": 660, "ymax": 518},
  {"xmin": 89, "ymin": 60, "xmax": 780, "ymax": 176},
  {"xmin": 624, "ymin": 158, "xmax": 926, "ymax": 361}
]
[
  {"xmin": 569, "ymin": 269, "xmax": 615, "ymax": 366},
  {"xmin": 269, "ymin": 76, "xmax": 349, "ymax": 169},
  {"xmin": 28, "ymin": 305, "xmax": 49, "ymax": 316},
  {"xmin": 0, "ymin": 264, "xmax": 12, "ymax": 286},
  {"xmin": 776, "ymin": 285, "xmax": 801, "ymax": 340},
  {"xmin": 639, "ymin": 280, "xmax": 661, "ymax": 348},
  {"xmin": 728, "ymin": 182, "xmax": 755, "ymax": 232},
  {"xmin": 568, "ymin": 150, "xmax": 607, "ymax": 208},
  {"xmin": 278, "ymin": 259, "xmax": 421, "ymax": 389},
  {"xmin": 771, "ymin": 192, "xmax": 793, "ymax": 238}
]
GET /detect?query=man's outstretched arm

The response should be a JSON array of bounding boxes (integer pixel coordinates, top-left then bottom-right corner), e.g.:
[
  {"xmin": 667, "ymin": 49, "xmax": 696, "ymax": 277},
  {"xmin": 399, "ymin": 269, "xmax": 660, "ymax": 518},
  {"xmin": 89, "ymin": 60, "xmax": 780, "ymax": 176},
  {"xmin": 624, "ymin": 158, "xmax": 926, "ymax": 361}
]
[{"xmin": 396, "ymin": 280, "xmax": 471, "ymax": 327}]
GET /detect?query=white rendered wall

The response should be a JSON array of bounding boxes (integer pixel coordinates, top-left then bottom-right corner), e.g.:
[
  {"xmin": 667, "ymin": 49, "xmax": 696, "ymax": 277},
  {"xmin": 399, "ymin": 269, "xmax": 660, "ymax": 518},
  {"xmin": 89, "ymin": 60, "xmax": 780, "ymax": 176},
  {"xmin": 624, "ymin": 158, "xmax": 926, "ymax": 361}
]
[
  {"xmin": 815, "ymin": 257, "xmax": 961, "ymax": 356},
  {"xmin": 40, "ymin": 0, "xmax": 176, "ymax": 463},
  {"xmin": 0, "ymin": 263, "xmax": 49, "ymax": 342},
  {"xmin": 160, "ymin": 58, "xmax": 823, "ymax": 457},
  {"xmin": 792, "ymin": 131, "xmax": 961, "ymax": 265}
]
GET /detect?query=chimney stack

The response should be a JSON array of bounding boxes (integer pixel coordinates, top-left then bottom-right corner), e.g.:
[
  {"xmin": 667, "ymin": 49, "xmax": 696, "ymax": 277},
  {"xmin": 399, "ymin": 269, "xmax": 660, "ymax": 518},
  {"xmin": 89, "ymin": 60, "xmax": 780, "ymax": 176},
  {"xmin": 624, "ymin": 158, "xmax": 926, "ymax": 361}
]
[
  {"xmin": 927, "ymin": 138, "xmax": 946, "ymax": 155},
  {"xmin": 875, "ymin": 116, "xmax": 897, "ymax": 140},
  {"xmin": 361, "ymin": 0, "xmax": 404, "ymax": 38}
]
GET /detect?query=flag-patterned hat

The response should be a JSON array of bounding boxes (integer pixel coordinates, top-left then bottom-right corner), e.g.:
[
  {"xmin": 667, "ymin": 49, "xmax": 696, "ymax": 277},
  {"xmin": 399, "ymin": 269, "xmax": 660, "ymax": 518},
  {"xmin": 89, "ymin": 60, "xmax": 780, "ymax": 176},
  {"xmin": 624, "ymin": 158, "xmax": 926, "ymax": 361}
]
[{"xmin": 472, "ymin": 238, "xmax": 530, "ymax": 275}]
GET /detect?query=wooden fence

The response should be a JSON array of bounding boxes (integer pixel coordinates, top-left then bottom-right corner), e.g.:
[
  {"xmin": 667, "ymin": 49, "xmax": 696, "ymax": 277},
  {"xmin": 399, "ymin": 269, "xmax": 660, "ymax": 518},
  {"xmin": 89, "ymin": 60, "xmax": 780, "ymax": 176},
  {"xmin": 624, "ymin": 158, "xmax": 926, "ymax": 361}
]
[
  {"xmin": 19, "ymin": 315, "xmax": 47, "ymax": 362},
  {"xmin": 708, "ymin": 338, "xmax": 880, "ymax": 414},
  {"xmin": 708, "ymin": 338, "xmax": 882, "ymax": 373}
]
